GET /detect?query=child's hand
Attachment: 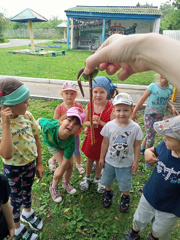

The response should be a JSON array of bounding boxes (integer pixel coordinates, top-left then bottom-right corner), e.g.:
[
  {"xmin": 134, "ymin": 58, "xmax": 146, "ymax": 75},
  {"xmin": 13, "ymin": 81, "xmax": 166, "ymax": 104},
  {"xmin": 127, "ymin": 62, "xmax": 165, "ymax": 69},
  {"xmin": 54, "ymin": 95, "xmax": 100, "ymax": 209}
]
[
  {"xmin": 8, "ymin": 226, "xmax": 15, "ymax": 240},
  {"xmin": 172, "ymin": 106, "xmax": 179, "ymax": 116},
  {"xmin": 93, "ymin": 115, "xmax": 99, "ymax": 122},
  {"xmin": 84, "ymin": 127, "xmax": 88, "ymax": 136},
  {"xmin": 144, "ymin": 149, "xmax": 157, "ymax": 164},
  {"xmin": 132, "ymin": 112, "xmax": 137, "ymax": 122},
  {"xmin": 93, "ymin": 115, "xmax": 99, "ymax": 128},
  {"xmin": 0, "ymin": 106, "xmax": 13, "ymax": 124},
  {"xmin": 131, "ymin": 161, "xmax": 138, "ymax": 172},
  {"xmin": 35, "ymin": 162, "xmax": 44, "ymax": 181},
  {"xmin": 99, "ymin": 158, "xmax": 105, "ymax": 168}
]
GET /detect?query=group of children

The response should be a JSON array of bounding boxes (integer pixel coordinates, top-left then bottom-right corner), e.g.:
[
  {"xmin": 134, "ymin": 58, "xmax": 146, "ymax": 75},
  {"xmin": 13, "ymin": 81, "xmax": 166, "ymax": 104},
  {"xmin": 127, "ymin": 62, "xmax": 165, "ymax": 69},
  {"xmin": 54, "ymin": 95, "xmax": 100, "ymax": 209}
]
[{"xmin": 0, "ymin": 73, "xmax": 179, "ymax": 240}]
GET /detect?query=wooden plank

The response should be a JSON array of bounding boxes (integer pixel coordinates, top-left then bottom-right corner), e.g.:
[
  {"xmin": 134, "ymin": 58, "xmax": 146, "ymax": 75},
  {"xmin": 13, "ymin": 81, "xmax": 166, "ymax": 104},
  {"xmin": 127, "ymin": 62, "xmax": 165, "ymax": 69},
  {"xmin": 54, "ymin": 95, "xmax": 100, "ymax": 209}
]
[{"xmin": 171, "ymin": 92, "xmax": 180, "ymax": 113}]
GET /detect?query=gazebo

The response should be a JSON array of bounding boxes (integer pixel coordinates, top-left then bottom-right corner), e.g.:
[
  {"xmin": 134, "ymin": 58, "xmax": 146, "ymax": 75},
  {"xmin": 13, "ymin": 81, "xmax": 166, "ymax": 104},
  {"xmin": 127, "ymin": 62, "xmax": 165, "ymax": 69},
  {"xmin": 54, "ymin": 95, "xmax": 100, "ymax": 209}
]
[
  {"xmin": 65, "ymin": 5, "xmax": 162, "ymax": 50},
  {"xmin": 11, "ymin": 8, "xmax": 48, "ymax": 52},
  {"xmin": 57, "ymin": 21, "xmax": 68, "ymax": 41}
]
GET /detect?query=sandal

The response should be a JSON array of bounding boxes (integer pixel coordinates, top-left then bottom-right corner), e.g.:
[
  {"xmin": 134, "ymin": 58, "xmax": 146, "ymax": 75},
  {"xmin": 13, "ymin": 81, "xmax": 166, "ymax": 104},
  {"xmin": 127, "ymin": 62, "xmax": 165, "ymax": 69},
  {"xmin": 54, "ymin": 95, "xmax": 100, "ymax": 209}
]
[
  {"xmin": 120, "ymin": 194, "xmax": 130, "ymax": 213},
  {"xmin": 48, "ymin": 158, "xmax": 56, "ymax": 172},
  {"xmin": 22, "ymin": 229, "xmax": 38, "ymax": 240},
  {"xmin": 76, "ymin": 164, "xmax": 85, "ymax": 174},
  {"xmin": 13, "ymin": 226, "xmax": 38, "ymax": 240},
  {"xmin": 13, "ymin": 225, "xmax": 27, "ymax": 240},
  {"xmin": 103, "ymin": 190, "xmax": 113, "ymax": 208},
  {"xmin": 20, "ymin": 211, "xmax": 43, "ymax": 231}
]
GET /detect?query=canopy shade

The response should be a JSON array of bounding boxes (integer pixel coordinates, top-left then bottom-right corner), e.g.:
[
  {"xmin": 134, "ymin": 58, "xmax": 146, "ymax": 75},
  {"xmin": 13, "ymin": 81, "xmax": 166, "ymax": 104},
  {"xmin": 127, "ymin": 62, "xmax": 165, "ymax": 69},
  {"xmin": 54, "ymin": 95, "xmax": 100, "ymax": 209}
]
[
  {"xmin": 11, "ymin": 8, "xmax": 48, "ymax": 23},
  {"xmin": 57, "ymin": 21, "xmax": 67, "ymax": 28},
  {"xmin": 11, "ymin": 8, "xmax": 48, "ymax": 52}
]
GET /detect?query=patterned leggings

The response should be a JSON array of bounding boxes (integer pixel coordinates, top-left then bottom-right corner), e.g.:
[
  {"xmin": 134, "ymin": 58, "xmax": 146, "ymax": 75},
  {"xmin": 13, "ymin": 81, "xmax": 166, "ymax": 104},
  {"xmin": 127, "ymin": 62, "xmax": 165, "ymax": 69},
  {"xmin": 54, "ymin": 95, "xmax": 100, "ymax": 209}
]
[
  {"xmin": 3, "ymin": 161, "xmax": 35, "ymax": 223},
  {"xmin": 144, "ymin": 113, "xmax": 164, "ymax": 147}
]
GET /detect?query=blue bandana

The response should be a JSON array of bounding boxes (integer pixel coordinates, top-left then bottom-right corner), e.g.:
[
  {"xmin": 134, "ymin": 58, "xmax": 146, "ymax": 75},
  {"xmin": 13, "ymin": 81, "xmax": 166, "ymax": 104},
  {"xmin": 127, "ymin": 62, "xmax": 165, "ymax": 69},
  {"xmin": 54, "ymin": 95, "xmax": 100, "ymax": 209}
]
[
  {"xmin": 0, "ymin": 84, "xmax": 30, "ymax": 106},
  {"xmin": 92, "ymin": 76, "xmax": 117, "ymax": 100}
]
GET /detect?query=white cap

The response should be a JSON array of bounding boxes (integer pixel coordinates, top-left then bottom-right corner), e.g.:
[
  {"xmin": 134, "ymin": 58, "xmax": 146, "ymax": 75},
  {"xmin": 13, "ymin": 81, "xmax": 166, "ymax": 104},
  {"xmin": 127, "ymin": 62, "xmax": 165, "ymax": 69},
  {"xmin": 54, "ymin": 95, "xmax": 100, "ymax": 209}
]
[{"xmin": 113, "ymin": 93, "xmax": 133, "ymax": 106}]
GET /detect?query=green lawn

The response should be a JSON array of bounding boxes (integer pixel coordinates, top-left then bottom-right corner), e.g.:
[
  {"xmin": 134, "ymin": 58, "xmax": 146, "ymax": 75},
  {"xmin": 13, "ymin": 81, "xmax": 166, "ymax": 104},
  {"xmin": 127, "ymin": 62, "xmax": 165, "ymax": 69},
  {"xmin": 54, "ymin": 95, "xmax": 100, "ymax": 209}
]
[
  {"xmin": 0, "ymin": 40, "xmax": 155, "ymax": 85},
  {"xmin": 0, "ymin": 99, "xmax": 179, "ymax": 240}
]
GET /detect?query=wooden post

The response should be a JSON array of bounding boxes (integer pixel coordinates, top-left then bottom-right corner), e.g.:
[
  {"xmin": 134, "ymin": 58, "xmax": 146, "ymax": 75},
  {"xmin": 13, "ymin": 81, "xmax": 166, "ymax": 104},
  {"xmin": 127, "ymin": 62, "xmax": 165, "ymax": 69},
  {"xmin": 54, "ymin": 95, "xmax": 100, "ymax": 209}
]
[
  {"xmin": 171, "ymin": 87, "xmax": 177, "ymax": 102},
  {"xmin": 28, "ymin": 21, "xmax": 35, "ymax": 52}
]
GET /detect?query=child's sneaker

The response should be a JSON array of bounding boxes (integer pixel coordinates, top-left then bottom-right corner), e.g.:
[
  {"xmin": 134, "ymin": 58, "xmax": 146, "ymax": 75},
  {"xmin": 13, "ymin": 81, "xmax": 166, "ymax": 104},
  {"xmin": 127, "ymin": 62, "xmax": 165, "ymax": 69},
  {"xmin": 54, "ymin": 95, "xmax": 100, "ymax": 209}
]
[
  {"xmin": 62, "ymin": 182, "xmax": 76, "ymax": 195},
  {"xmin": 76, "ymin": 163, "xmax": 85, "ymax": 175},
  {"xmin": 49, "ymin": 184, "xmax": 62, "ymax": 202},
  {"xmin": 80, "ymin": 176, "xmax": 91, "ymax": 191},
  {"xmin": 103, "ymin": 190, "xmax": 113, "ymax": 208},
  {"xmin": 123, "ymin": 231, "xmax": 140, "ymax": 240},
  {"xmin": 21, "ymin": 209, "xmax": 43, "ymax": 230},
  {"xmin": 120, "ymin": 194, "xmax": 130, "ymax": 213},
  {"xmin": 94, "ymin": 178, "xmax": 105, "ymax": 193}
]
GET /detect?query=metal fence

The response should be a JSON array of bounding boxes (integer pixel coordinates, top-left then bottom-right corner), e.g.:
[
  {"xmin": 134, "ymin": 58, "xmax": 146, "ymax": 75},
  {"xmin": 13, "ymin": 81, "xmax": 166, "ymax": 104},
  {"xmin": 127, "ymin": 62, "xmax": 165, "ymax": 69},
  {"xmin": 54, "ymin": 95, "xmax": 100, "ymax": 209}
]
[
  {"xmin": 3, "ymin": 29, "xmax": 65, "ymax": 39},
  {"xmin": 163, "ymin": 30, "xmax": 180, "ymax": 41}
]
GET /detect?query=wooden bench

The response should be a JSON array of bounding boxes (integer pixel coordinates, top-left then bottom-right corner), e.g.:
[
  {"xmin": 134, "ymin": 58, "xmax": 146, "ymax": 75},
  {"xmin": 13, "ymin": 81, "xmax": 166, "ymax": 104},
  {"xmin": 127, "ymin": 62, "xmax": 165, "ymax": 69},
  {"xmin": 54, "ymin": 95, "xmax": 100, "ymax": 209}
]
[{"xmin": 51, "ymin": 50, "xmax": 65, "ymax": 57}]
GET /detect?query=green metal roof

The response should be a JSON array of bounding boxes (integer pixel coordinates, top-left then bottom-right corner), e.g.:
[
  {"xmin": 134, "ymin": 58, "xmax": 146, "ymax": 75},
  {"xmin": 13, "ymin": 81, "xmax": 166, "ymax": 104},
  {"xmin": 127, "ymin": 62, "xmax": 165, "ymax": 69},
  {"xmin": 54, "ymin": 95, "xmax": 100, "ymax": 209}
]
[
  {"xmin": 11, "ymin": 8, "xmax": 48, "ymax": 23},
  {"xmin": 65, "ymin": 6, "xmax": 162, "ymax": 16}
]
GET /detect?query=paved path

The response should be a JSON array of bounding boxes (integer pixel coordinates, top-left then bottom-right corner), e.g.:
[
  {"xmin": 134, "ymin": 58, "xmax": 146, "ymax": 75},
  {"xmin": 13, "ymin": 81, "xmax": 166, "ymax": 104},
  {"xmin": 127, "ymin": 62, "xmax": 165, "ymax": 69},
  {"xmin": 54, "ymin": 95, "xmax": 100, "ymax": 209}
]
[
  {"xmin": 0, "ymin": 39, "xmax": 50, "ymax": 48},
  {"xmin": 0, "ymin": 75, "xmax": 147, "ymax": 106}
]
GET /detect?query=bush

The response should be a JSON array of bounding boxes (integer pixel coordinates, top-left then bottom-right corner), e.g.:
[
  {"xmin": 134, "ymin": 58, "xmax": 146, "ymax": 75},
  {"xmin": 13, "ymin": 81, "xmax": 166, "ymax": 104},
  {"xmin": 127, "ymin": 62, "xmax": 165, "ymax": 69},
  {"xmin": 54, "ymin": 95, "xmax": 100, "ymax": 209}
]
[{"xmin": 0, "ymin": 36, "xmax": 5, "ymax": 43}]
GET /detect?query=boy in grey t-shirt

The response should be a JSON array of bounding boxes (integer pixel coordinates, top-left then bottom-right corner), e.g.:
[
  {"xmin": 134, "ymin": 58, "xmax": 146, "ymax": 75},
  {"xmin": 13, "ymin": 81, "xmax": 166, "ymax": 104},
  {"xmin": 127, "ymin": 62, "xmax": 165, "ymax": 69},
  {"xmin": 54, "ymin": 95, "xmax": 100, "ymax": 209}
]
[{"xmin": 100, "ymin": 93, "xmax": 143, "ymax": 212}]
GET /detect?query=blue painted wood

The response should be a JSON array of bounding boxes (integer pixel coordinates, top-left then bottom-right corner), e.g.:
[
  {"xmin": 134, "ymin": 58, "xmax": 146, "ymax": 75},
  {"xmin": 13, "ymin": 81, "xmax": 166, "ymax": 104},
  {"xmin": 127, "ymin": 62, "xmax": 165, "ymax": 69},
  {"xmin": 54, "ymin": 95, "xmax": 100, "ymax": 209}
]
[
  {"xmin": 66, "ymin": 12, "xmax": 159, "ymax": 21},
  {"xmin": 102, "ymin": 19, "xmax": 106, "ymax": 43},
  {"xmin": 67, "ymin": 17, "xmax": 70, "ymax": 50},
  {"xmin": 52, "ymin": 50, "xmax": 65, "ymax": 57}
]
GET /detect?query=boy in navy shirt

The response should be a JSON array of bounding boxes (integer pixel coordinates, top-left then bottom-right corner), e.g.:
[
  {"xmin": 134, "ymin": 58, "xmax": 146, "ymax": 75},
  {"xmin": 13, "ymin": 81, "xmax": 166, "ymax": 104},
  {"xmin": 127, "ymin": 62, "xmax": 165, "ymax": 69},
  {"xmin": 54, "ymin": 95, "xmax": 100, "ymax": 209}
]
[{"xmin": 124, "ymin": 115, "xmax": 180, "ymax": 240}]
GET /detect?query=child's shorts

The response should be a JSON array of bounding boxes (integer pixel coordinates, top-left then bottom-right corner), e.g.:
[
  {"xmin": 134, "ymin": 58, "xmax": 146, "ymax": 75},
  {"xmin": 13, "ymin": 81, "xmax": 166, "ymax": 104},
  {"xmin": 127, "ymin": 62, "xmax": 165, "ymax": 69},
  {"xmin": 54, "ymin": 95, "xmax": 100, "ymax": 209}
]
[
  {"xmin": 133, "ymin": 194, "xmax": 178, "ymax": 240},
  {"xmin": 47, "ymin": 146, "xmax": 60, "ymax": 155},
  {"xmin": 101, "ymin": 162, "xmax": 132, "ymax": 192}
]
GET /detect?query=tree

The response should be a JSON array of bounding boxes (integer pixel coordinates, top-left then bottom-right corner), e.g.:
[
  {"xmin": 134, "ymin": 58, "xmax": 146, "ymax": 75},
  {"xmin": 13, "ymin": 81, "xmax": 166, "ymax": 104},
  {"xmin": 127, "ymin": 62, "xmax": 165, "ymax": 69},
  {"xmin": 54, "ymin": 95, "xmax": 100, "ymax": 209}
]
[
  {"xmin": 160, "ymin": 2, "xmax": 180, "ymax": 31},
  {"xmin": 0, "ymin": 12, "xmax": 8, "ymax": 42},
  {"xmin": 172, "ymin": 0, "xmax": 180, "ymax": 9}
]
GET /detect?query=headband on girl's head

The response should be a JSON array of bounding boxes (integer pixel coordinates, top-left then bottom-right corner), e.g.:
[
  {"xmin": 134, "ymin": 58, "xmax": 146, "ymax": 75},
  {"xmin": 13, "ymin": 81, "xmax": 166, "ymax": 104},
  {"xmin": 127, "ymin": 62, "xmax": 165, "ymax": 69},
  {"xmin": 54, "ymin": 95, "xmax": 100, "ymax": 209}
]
[
  {"xmin": 0, "ymin": 84, "xmax": 30, "ymax": 106},
  {"xmin": 92, "ymin": 76, "xmax": 117, "ymax": 100}
]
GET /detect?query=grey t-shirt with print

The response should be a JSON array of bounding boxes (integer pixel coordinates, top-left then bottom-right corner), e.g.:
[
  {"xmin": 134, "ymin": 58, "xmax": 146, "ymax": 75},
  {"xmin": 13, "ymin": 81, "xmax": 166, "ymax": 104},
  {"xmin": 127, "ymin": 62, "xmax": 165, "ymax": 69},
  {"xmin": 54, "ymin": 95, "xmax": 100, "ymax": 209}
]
[{"xmin": 100, "ymin": 119, "xmax": 143, "ymax": 168}]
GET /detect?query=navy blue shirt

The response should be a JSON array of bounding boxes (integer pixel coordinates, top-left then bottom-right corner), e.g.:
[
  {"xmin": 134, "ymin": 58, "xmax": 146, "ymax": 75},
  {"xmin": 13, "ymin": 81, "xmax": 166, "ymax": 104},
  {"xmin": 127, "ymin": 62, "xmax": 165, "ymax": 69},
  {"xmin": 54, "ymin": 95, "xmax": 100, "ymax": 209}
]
[
  {"xmin": 0, "ymin": 174, "xmax": 10, "ymax": 235},
  {"xmin": 143, "ymin": 140, "xmax": 180, "ymax": 217}
]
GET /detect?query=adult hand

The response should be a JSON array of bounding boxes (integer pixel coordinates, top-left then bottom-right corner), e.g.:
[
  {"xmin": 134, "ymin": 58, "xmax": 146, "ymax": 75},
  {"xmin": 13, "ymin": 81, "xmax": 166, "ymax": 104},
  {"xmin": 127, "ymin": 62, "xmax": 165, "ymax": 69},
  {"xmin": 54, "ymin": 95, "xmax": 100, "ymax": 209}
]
[
  {"xmin": 84, "ymin": 33, "xmax": 180, "ymax": 90},
  {"xmin": 84, "ymin": 33, "xmax": 150, "ymax": 80}
]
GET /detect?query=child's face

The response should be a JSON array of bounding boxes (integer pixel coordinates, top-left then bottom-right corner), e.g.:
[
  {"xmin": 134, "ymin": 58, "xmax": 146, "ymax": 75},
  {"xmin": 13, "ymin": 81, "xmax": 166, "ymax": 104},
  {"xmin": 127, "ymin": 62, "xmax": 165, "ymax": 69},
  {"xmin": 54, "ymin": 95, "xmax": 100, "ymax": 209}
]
[
  {"xmin": 61, "ymin": 90, "xmax": 77, "ymax": 104},
  {"xmin": 93, "ymin": 86, "xmax": 107, "ymax": 103},
  {"xmin": 163, "ymin": 136, "xmax": 180, "ymax": 152},
  {"xmin": 60, "ymin": 116, "xmax": 80, "ymax": 138},
  {"xmin": 10, "ymin": 98, "xmax": 29, "ymax": 117},
  {"xmin": 113, "ymin": 104, "xmax": 133, "ymax": 125},
  {"xmin": 158, "ymin": 75, "xmax": 168, "ymax": 86}
]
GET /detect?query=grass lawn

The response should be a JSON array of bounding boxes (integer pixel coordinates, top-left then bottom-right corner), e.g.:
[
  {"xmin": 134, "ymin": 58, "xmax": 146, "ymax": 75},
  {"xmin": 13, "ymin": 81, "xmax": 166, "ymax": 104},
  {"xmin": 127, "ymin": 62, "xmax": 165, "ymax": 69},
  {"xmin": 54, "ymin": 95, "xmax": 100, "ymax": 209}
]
[
  {"xmin": 0, "ymin": 99, "xmax": 179, "ymax": 240},
  {"xmin": 0, "ymin": 40, "xmax": 155, "ymax": 85}
]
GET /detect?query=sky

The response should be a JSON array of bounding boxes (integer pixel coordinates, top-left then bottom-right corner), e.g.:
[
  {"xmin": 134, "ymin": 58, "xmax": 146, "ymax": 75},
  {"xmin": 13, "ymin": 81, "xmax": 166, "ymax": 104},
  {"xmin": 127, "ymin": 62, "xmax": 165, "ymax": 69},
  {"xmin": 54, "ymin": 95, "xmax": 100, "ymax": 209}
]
[{"xmin": 0, "ymin": 0, "xmax": 170, "ymax": 20}]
